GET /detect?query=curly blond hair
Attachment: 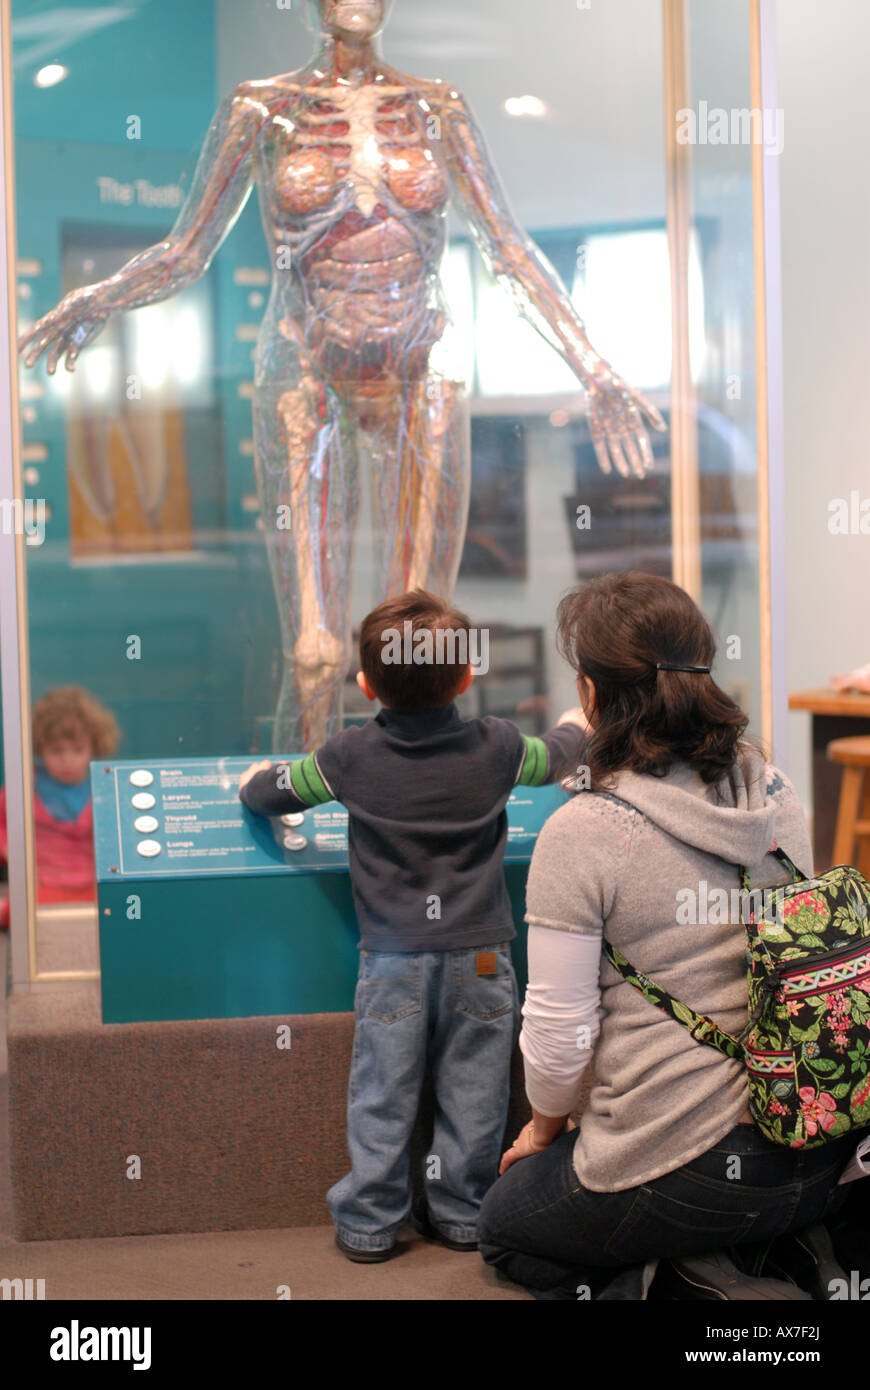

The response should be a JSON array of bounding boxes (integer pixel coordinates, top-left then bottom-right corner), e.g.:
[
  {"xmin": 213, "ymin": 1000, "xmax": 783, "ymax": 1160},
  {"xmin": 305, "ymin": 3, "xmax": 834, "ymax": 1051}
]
[{"xmin": 32, "ymin": 686, "xmax": 120, "ymax": 759}]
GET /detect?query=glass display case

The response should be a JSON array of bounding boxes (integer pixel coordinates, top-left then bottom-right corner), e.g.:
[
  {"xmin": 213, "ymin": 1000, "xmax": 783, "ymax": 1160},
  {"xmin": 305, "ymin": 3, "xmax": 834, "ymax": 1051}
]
[{"xmin": 0, "ymin": 0, "xmax": 784, "ymax": 988}]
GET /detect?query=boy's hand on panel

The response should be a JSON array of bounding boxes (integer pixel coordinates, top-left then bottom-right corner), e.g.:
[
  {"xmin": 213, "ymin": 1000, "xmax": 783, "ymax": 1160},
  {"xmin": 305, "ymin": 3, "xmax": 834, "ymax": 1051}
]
[{"xmin": 238, "ymin": 758, "xmax": 273, "ymax": 793}]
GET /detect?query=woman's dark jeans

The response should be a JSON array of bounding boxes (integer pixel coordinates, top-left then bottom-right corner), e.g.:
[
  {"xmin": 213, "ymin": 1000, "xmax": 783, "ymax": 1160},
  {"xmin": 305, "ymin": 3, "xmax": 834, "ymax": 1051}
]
[{"xmin": 477, "ymin": 1123, "xmax": 858, "ymax": 1298}]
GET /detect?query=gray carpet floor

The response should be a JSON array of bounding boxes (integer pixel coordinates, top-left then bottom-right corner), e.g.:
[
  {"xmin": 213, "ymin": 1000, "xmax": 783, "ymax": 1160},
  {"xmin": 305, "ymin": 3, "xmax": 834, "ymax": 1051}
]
[{"xmin": 0, "ymin": 932, "xmax": 529, "ymax": 1300}]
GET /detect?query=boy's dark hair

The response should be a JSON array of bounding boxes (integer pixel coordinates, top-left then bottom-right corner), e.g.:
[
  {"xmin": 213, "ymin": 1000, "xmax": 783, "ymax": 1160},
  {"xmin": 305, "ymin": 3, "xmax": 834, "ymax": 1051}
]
[
  {"xmin": 359, "ymin": 589, "xmax": 472, "ymax": 713},
  {"xmin": 556, "ymin": 571, "xmax": 753, "ymax": 789}
]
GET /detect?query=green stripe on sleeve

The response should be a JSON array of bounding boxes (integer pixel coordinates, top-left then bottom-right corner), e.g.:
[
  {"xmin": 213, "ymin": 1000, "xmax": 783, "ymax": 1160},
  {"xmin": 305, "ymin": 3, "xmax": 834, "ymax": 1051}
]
[
  {"xmin": 290, "ymin": 753, "xmax": 333, "ymax": 806},
  {"xmin": 517, "ymin": 735, "xmax": 549, "ymax": 786}
]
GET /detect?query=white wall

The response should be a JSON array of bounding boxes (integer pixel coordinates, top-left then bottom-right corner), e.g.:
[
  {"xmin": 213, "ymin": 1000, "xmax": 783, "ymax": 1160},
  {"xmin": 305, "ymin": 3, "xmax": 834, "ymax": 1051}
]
[{"xmin": 777, "ymin": 0, "xmax": 870, "ymax": 811}]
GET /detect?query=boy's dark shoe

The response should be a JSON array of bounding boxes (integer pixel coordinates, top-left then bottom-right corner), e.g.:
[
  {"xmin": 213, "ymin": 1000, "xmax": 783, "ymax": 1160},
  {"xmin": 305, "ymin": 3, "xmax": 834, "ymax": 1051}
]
[
  {"xmin": 410, "ymin": 1197, "xmax": 478, "ymax": 1252},
  {"xmin": 334, "ymin": 1233, "xmax": 396, "ymax": 1263}
]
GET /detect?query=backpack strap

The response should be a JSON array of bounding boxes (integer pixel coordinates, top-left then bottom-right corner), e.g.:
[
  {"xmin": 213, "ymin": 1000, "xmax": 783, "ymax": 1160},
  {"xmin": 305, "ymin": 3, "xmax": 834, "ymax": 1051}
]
[
  {"xmin": 603, "ymin": 849, "xmax": 806, "ymax": 1056},
  {"xmin": 773, "ymin": 846, "xmax": 805, "ymax": 880},
  {"xmin": 739, "ymin": 846, "xmax": 806, "ymax": 895},
  {"xmin": 602, "ymin": 939, "xmax": 741, "ymax": 1059}
]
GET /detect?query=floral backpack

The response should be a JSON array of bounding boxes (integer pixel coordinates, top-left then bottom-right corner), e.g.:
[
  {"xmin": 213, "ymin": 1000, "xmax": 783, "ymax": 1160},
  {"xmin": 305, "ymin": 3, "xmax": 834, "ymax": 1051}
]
[{"xmin": 603, "ymin": 848, "xmax": 870, "ymax": 1148}]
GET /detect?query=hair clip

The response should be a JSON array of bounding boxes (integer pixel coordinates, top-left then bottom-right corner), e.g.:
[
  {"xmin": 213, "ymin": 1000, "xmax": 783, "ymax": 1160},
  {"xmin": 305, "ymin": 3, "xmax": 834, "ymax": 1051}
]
[{"xmin": 655, "ymin": 662, "xmax": 711, "ymax": 673}]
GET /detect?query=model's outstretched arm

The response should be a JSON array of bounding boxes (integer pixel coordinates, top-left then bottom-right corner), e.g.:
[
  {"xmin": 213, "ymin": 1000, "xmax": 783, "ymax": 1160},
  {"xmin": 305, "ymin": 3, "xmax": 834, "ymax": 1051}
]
[
  {"xmin": 19, "ymin": 83, "xmax": 263, "ymax": 374},
  {"xmin": 441, "ymin": 91, "xmax": 666, "ymax": 478}
]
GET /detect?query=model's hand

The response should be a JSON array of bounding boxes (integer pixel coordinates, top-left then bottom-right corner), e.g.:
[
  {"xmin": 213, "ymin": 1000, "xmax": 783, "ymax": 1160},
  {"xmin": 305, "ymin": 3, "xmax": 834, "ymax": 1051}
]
[
  {"xmin": 19, "ymin": 286, "xmax": 112, "ymax": 374},
  {"xmin": 584, "ymin": 371, "xmax": 666, "ymax": 480},
  {"xmin": 238, "ymin": 758, "xmax": 273, "ymax": 793}
]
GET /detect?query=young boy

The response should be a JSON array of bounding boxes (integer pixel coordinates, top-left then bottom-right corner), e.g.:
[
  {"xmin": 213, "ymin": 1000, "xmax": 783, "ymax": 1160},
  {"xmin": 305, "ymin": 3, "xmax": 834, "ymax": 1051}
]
[{"xmin": 238, "ymin": 589, "xmax": 588, "ymax": 1261}]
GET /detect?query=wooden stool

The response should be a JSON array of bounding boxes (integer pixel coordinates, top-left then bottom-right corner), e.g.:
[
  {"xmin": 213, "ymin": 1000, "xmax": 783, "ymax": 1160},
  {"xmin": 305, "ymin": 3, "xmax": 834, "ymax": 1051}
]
[{"xmin": 827, "ymin": 736, "xmax": 870, "ymax": 872}]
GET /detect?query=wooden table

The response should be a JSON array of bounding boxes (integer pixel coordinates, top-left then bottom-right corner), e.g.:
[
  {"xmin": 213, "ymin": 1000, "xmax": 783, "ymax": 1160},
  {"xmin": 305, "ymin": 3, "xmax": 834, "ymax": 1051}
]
[{"xmin": 789, "ymin": 687, "xmax": 870, "ymax": 874}]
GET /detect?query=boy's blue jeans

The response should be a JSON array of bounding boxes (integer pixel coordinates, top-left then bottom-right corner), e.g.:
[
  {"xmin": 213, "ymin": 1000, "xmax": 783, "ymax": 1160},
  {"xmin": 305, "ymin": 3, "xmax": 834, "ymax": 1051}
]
[{"xmin": 327, "ymin": 942, "xmax": 520, "ymax": 1252}]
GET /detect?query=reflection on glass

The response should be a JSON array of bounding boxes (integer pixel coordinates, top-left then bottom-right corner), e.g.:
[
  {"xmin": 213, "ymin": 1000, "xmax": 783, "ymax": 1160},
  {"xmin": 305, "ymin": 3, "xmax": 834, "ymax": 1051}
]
[
  {"xmin": 18, "ymin": 0, "xmax": 664, "ymax": 757},
  {"xmin": 576, "ymin": 230, "xmax": 680, "ymax": 391},
  {"xmin": 4, "ymin": 0, "xmax": 770, "ymax": 975},
  {"xmin": 0, "ymin": 686, "xmax": 120, "ymax": 932}
]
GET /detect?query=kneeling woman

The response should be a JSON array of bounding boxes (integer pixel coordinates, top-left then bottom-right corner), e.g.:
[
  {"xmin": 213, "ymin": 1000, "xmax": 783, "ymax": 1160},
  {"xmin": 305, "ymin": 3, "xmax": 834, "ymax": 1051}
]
[{"xmin": 478, "ymin": 572, "xmax": 854, "ymax": 1298}]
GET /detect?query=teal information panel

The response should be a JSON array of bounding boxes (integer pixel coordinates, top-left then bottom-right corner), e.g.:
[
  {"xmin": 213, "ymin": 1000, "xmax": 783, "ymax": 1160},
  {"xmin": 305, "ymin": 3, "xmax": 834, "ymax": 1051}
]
[{"xmin": 91, "ymin": 756, "xmax": 568, "ymax": 1024}]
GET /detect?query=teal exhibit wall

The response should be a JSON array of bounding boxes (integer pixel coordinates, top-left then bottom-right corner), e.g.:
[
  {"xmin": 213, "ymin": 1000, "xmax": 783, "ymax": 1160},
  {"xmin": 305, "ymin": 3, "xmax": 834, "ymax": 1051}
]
[{"xmin": 3, "ymin": 0, "xmax": 278, "ymax": 788}]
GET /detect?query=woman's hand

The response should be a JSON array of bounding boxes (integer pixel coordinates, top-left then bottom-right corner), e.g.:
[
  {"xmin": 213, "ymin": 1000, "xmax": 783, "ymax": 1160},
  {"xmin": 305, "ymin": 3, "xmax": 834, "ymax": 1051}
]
[
  {"xmin": 499, "ymin": 1116, "xmax": 577, "ymax": 1176},
  {"xmin": 238, "ymin": 758, "xmax": 273, "ymax": 793},
  {"xmin": 19, "ymin": 286, "xmax": 112, "ymax": 374},
  {"xmin": 499, "ymin": 1122, "xmax": 543, "ymax": 1176}
]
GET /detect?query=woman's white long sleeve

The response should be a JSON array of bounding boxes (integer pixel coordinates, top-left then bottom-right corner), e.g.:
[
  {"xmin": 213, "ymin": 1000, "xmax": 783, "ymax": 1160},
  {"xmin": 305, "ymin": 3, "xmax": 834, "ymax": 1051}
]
[{"xmin": 519, "ymin": 924, "xmax": 603, "ymax": 1118}]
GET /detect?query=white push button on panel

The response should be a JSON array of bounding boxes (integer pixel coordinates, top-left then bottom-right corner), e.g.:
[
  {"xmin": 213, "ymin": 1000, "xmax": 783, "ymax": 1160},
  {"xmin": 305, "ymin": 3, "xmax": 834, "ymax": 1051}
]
[
  {"xmin": 129, "ymin": 769, "xmax": 154, "ymax": 787},
  {"xmin": 134, "ymin": 815, "xmax": 159, "ymax": 833},
  {"xmin": 136, "ymin": 839, "xmax": 162, "ymax": 857},
  {"xmin": 131, "ymin": 792, "xmax": 156, "ymax": 810}
]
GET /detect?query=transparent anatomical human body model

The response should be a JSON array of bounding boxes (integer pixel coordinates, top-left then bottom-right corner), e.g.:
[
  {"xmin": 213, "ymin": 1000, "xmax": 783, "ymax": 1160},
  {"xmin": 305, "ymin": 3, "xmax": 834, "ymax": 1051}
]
[{"xmin": 19, "ymin": 0, "xmax": 665, "ymax": 751}]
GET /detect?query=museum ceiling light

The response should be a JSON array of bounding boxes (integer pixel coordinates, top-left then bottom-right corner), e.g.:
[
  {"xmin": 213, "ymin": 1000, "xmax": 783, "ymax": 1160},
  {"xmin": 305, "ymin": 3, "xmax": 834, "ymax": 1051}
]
[
  {"xmin": 13, "ymin": 6, "xmax": 137, "ymax": 74},
  {"xmin": 34, "ymin": 63, "xmax": 68, "ymax": 88},
  {"xmin": 503, "ymin": 95, "xmax": 549, "ymax": 119}
]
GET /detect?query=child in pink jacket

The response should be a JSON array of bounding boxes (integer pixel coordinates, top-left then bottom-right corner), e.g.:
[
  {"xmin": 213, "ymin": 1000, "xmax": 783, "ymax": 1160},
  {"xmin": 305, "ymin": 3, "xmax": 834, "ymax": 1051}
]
[{"xmin": 0, "ymin": 686, "xmax": 120, "ymax": 927}]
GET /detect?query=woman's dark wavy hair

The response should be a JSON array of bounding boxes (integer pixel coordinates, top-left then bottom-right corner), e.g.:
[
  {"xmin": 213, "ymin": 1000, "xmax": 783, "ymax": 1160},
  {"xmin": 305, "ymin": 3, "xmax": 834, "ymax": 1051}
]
[{"xmin": 556, "ymin": 572, "xmax": 754, "ymax": 792}]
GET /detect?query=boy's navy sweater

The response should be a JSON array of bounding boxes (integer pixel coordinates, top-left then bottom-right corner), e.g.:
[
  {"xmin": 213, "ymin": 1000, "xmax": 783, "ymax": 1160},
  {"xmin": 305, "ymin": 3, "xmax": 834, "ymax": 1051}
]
[{"xmin": 239, "ymin": 703, "xmax": 586, "ymax": 951}]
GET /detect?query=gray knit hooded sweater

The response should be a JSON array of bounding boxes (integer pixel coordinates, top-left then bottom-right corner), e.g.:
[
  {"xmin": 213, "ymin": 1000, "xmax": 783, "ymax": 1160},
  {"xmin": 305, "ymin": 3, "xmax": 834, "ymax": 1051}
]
[{"xmin": 524, "ymin": 742, "xmax": 813, "ymax": 1192}]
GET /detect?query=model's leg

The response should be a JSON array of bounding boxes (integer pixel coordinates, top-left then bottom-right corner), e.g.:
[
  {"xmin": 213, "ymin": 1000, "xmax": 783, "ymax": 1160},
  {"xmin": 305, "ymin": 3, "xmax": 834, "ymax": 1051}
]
[
  {"xmin": 253, "ymin": 373, "xmax": 360, "ymax": 752},
  {"xmin": 367, "ymin": 375, "xmax": 471, "ymax": 599},
  {"xmin": 424, "ymin": 944, "xmax": 519, "ymax": 1243},
  {"xmin": 327, "ymin": 950, "xmax": 432, "ymax": 1250}
]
